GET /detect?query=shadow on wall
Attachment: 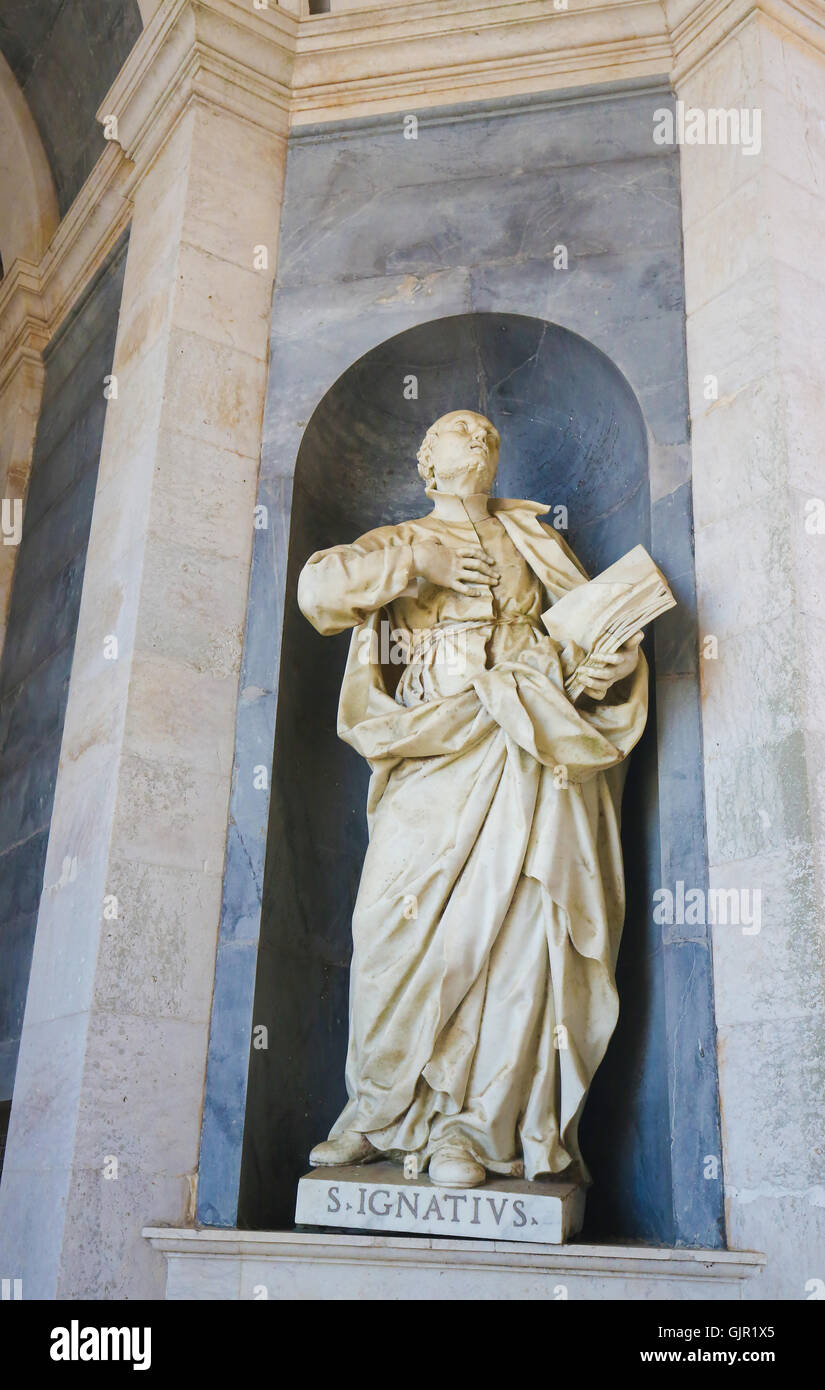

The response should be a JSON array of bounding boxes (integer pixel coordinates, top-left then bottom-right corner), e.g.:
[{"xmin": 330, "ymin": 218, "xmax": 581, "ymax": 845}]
[{"xmin": 239, "ymin": 312, "xmax": 674, "ymax": 1243}]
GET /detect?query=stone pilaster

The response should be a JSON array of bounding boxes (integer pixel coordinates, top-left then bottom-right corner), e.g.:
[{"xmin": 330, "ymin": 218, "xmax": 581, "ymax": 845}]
[
  {"xmin": 674, "ymin": 0, "xmax": 825, "ymax": 1297},
  {"xmin": 0, "ymin": 0, "xmax": 290, "ymax": 1298}
]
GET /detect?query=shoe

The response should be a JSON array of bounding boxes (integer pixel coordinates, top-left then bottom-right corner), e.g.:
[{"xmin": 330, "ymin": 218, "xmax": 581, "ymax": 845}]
[
  {"xmin": 309, "ymin": 1131, "xmax": 377, "ymax": 1167},
  {"xmin": 429, "ymin": 1141, "xmax": 486, "ymax": 1188}
]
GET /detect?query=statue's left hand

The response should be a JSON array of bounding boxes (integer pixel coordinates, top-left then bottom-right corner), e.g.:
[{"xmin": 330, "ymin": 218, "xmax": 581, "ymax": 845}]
[{"xmin": 577, "ymin": 633, "xmax": 643, "ymax": 701}]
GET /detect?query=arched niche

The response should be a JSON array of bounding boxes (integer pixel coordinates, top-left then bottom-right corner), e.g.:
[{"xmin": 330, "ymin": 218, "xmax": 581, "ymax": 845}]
[
  {"xmin": 0, "ymin": 50, "xmax": 57, "ymax": 274},
  {"xmin": 238, "ymin": 312, "xmax": 691, "ymax": 1243}
]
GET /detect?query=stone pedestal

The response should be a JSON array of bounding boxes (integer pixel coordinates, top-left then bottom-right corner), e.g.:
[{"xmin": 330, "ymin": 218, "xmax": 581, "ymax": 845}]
[
  {"xmin": 144, "ymin": 1227, "xmax": 765, "ymax": 1301},
  {"xmin": 295, "ymin": 1163, "xmax": 585, "ymax": 1245}
]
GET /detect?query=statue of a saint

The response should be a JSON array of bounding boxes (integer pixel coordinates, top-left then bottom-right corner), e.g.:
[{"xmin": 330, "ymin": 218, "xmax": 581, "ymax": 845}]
[{"xmin": 297, "ymin": 410, "xmax": 653, "ymax": 1190}]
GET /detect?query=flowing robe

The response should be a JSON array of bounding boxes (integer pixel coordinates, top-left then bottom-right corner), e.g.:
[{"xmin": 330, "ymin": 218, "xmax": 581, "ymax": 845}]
[{"xmin": 297, "ymin": 492, "xmax": 648, "ymax": 1181}]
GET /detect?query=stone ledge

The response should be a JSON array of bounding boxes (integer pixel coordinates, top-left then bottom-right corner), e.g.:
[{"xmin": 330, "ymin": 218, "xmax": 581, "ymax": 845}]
[{"xmin": 144, "ymin": 1227, "xmax": 765, "ymax": 1300}]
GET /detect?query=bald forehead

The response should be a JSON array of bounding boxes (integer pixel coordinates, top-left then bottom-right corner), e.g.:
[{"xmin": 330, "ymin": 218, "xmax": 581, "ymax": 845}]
[{"xmin": 433, "ymin": 410, "xmax": 497, "ymax": 432}]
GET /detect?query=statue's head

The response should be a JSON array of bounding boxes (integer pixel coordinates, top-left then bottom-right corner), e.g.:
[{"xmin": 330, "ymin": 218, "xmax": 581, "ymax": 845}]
[{"xmin": 416, "ymin": 410, "xmax": 500, "ymax": 496}]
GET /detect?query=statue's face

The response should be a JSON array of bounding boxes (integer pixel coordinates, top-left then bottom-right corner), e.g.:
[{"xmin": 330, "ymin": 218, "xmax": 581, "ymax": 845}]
[{"xmin": 428, "ymin": 410, "xmax": 500, "ymax": 495}]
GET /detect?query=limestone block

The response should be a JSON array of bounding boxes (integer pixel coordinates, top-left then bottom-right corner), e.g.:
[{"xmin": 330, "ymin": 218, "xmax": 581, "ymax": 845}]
[
  {"xmin": 0, "ymin": 1166, "xmax": 70, "ymax": 1298},
  {"xmin": 113, "ymin": 278, "xmax": 177, "ymax": 379},
  {"xmin": 54, "ymin": 537, "xmax": 144, "ymax": 762},
  {"xmin": 781, "ymin": 33, "xmax": 825, "ymax": 117},
  {"xmin": 694, "ymin": 493, "xmax": 794, "ymax": 640},
  {"xmin": 159, "ymin": 327, "xmax": 268, "ymax": 460},
  {"xmin": 698, "ymin": 613, "xmax": 800, "ymax": 756},
  {"xmin": 180, "ymin": 108, "xmax": 286, "ymax": 273},
  {"xmin": 124, "ymin": 653, "xmax": 237, "ymax": 776},
  {"xmin": 685, "ymin": 276, "xmax": 777, "ymax": 416},
  {"xmin": 91, "ymin": 857, "xmax": 223, "ymax": 1022},
  {"xmin": 703, "ymin": 731, "xmax": 809, "ymax": 866},
  {"xmin": 800, "ymin": 614, "xmax": 825, "ymax": 737},
  {"xmin": 774, "ymin": 262, "xmax": 825, "ymax": 382},
  {"xmin": 134, "ymin": 532, "xmax": 249, "ymax": 680},
  {"xmin": 761, "ymin": 83, "xmax": 825, "ymax": 197},
  {"xmin": 93, "ymin": 339, "xmax": 169, "ymax": 492},
  {"xmin": 86, "ymin": 452, "xmax": 154, "ymax": 575},
  {"xmin": 727, "ymin": 1190, "xmax": 825, "ymax": 1302},
  {"xmin": 1, "ymin": 1012, "xmax": 89, "ymax": 1168},
  {"xmin": 690, "ymin": 372, "xmax": 787, "ymax": 530},
  {"xmin": 679, "ymin": 134, "xmax": 764, "ymax": 236},
  {"xmin": 173, "ymin": 242, "xmax": 272, "ymax": 362},
  {"xmin": 789, "ymin": 487, "xmax": 825, "ymax": 621},
  {"xmin": 708, "ymin": 845, "xmax": 822, "ymax": 1027},
  {"xmin": 71, "ymin": 1012, "xmax": 208, "ymax": 1175},
  {"xmin": 172, "ymin": 1253, "xmax": 242, "ymax": 1301},
  {"xmin": 785, "ymin": 368, "xmax": 825, "ymax": 496},
  {"xmin": 109, "ymin": 752, "xmax": 232, "ymax": 876},
  {"xmin": 716, "ymin": 1013, "xmax": 825, "ymax": 1191},
  {"xmin": 19, "ymin": 760, "xmax": 121, "ymax": 1026},
  {"xmin": 149, "ymin": 431, "xmax": 258, "ymax": 564},
  {"xmin": 767, "ymin": 172, "xmax": 825, "ymax": 291},
  {"xmin": 58, "ymin": 1166, "xmax": 186, "ymax": 1301},
  {"xmin": 682, "ymin": 173, "xmax": 766, "ymax": 318}
]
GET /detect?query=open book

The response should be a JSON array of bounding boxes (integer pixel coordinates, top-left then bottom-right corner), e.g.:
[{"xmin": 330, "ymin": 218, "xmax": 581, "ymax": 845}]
[{"xmin": 541, "ymin": 544, "xmax": 676, "ymax": 702}]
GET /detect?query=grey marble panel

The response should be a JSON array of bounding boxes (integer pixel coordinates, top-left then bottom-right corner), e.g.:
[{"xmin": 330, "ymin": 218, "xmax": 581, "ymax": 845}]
[
  {"xmin": 0, "ymin": 642, "xmax": 73, "ymax": 776},
  {"xmin": 0, "ymin": 236, "xmax": 128, "ymax": 1123},
  {"xmin": 285, "ymin": 83, "xmax": 673, "ymax": 197},
  {"xmin": 663, "ymin": 939, "xmax": 726, "ymax": 1248},
  {"xmin": 0, "ymin": 832, "xmax": 49, "ymax": 930},
  {"xmin": 278, "ymin": 158, "xmax": 681, "ymax": 290},
  {"xmin": 197, "ymin": 939, "xmax": 259, "ymax": 1227}
]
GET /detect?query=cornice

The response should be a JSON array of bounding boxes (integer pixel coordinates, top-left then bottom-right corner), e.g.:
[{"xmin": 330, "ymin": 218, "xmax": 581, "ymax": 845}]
[
  {"xmin": 667, "ymin": 0, "xmax": 825, "ymax": 82},
  {"xmin": 291, "ymin": 0, "xmax": 672, "ymax": 120},
  {"xmin": 289, "ymin": 0, "xmax": 825, "ymax": 118},
  {"xmin": 99, "ymin": 0, "xmax": 295, "ymax": 184},
  {"xmin": 37, "ymin": 144, "xmax": 134, "ymax": 340},
  {"xmin": 289, "ymin": 75, "xmax": 674, "ymax": 141},
  {"xmin": 0, "ymin": 261, "xmax": 50, "ymax": 398}
]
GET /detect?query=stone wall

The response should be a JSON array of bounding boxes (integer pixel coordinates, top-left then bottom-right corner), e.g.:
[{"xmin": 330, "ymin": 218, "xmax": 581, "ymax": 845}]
[{"xmin": 677, "ymin": 16, "xmax": 825, "ymax": 1300}]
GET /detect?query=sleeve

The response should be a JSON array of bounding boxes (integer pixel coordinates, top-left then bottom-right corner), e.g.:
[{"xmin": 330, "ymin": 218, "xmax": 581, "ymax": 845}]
[{"xmin": 297, "ymin": 527, "xmax": 416, "ymax": 636}]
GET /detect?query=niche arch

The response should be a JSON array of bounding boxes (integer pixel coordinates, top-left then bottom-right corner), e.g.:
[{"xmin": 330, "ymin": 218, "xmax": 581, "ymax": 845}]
[
  {"xmin": 210, "ymin": 312, "xmax": 723, "ymax": 1249},
  {"xmin": 0, "ymin": 50, "xmax": 58, "ymax": 275}
]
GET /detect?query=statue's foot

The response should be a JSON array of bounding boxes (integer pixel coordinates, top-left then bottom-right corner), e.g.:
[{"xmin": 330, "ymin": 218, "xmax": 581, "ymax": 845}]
[
  {"xmin": 429, "ymin": 1141, "xmax": 486, "ymax": 1188},
  {"xmin": 309, "ymin": 1131, "xmax": 377, "ymax": 1167}
]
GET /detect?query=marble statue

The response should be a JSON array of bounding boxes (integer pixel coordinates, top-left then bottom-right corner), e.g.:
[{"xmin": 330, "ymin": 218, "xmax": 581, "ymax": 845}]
[{"xmin": 297, "ymin": 409, "xmax": 660, "ymax": 1191}]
